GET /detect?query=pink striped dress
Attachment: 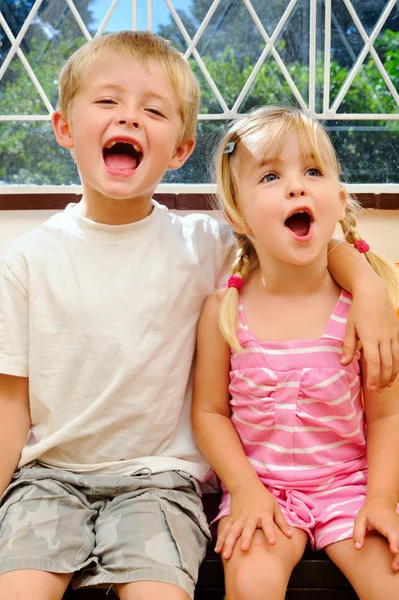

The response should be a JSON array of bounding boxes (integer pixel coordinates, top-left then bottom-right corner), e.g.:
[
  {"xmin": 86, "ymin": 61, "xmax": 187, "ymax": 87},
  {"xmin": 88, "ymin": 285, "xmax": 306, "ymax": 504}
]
[{"xmin": 218, "ymin": 290, "xmax": 368, "ymax": 549}]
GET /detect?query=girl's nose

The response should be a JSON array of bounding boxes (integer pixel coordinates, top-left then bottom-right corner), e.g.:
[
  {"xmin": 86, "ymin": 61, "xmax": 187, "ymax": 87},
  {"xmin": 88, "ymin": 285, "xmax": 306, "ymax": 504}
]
[
  {"xmin": 286, "ymin": 177, "xmax": 306, "ymax": 198},
  {"xmin": 288, "ymin": 187, "xmax": 305, "ymax": 198}
]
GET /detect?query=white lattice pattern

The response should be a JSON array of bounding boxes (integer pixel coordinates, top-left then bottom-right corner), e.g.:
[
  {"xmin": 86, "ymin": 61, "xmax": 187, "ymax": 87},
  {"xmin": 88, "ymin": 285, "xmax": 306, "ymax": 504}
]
[
  {"xmin": 0, "ymin": 0, "xmax": 398, "ymax": 192},
  {"xmin": 1, "ymin": 0, "xmax": 398, "ymax": 121}
]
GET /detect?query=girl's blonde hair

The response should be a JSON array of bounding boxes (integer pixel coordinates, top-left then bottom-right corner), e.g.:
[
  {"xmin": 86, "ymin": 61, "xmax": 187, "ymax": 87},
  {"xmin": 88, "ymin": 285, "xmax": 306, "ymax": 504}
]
[
  {"xmin": 215, "ymin": 106, "xmax": 399, "ymax": 351},
  {"xmin": 58, "ymin": 30, "xmax": 200, "ymax": 144}
]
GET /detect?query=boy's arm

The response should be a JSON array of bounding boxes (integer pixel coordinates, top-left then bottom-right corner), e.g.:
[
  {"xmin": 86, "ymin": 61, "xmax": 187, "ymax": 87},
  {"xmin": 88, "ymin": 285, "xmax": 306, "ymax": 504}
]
[
  {"xmin": 353, "ymin": 358, "xmax": 399, "ymax": 571},
  {"xmin": 327, "ymin": 240, "xmax": 399, "ymax": 390},
  {"xmin": 192, "ymin": 292, "xmax": 292, "ymax": 558},
  {"xmin": 0, "ymin": 374, "xmax": 30, "ymax": 496}
]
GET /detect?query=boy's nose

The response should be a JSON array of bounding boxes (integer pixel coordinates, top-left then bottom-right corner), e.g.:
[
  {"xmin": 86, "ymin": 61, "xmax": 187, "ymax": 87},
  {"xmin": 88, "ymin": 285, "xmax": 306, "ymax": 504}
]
[{"xmin": 117, "ymin": 117, "xmax": 141, "ymax": 129}]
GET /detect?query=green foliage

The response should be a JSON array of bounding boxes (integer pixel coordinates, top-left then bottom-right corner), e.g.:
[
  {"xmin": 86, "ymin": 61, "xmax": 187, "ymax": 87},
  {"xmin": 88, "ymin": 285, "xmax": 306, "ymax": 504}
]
[
  {"xmin": 0, "ymin": 38, "xmax": 83, "ymax": 184},
  {"xmin": 1, "ymin": 27, "xmax": 398, "ymax": 185}
]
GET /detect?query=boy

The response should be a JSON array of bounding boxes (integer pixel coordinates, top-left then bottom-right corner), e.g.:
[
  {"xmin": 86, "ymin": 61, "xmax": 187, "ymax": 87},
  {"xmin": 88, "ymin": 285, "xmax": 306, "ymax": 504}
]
[{"xmin": 0, "ymin": 30, "xmax": 397, "ymax": 600}]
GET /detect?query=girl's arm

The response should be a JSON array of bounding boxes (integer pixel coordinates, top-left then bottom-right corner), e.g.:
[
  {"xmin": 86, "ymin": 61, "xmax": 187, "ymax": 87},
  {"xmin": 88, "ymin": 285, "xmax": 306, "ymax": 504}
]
[
  {"xmin": 0, "ymin": 374, "xmax": 31, "ymax": 497},
  {"xmin": 353, "ymin": 358, "xmax": 399, "ymax": 572},
  {"xmin": 192, "ymin": 291, "xmax": 292, "ymax": 558},
  {"xmin": 327, "ymin": 240, "xmax": 399, "ymax": 391}
]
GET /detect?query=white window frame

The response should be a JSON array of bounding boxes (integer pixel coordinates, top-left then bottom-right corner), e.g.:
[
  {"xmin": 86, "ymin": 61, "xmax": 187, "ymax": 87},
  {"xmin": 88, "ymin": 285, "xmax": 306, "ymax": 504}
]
[{"xmin": 1, "ymin": 0, "xmax": 398, "ymax": 195}]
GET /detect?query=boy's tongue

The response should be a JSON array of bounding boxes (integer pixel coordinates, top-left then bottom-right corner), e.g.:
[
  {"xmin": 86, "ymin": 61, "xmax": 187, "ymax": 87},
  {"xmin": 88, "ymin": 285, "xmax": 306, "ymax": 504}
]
[
  {"xmin": 104, "ymin": 153, "xmax": 138, "ymax": 171},
  {"xmin": 285, "ymin": 213, "xmax": 310, "ymax": 237}
]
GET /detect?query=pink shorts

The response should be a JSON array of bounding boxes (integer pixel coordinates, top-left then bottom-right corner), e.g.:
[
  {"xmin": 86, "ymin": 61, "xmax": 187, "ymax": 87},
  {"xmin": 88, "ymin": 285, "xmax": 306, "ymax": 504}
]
[{"xmin": 218, "ymin": 470, "xmax": 369, "ymax": 550}]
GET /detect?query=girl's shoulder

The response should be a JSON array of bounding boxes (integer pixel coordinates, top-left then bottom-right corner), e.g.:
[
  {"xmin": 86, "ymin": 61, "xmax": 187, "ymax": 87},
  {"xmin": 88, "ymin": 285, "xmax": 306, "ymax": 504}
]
[{"xmin": 203, "ymin": 288, "xmax": 226, "ymax": 315}]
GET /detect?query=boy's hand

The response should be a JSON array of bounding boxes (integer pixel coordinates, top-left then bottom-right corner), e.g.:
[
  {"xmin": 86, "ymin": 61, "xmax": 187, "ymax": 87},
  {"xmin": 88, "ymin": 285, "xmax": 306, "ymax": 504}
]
[
  {"xmin": 216, "ymin": 485, "xmax": 293, "ymax": 560},
  {"xmin": 341, "ymin": 282, "xmax": 399, "ymax": 391},
  {"xmin": 353, "ymin": 498, "xmax": 399, "ymax": 572}
]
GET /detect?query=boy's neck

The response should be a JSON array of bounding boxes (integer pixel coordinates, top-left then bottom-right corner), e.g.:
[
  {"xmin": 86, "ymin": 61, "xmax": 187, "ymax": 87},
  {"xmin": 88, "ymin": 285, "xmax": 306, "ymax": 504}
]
[{"xmin": 77, "ymin": 190, "xmax": 154, "ymax": 225}]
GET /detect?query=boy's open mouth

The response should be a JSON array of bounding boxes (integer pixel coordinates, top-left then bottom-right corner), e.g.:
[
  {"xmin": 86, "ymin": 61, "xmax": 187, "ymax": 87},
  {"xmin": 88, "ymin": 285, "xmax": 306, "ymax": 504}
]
[
  {"xmin": 103, "ymin": 141, "xmax": 143, "ymax": 172},
  {"xmin": 284, "ymin": 209, "xmax": 314, "ymax": 237}
]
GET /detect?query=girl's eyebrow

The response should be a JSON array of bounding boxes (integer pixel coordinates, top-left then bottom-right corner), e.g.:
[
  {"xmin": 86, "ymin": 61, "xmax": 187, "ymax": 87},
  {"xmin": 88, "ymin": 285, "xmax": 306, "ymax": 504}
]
[{"xmin": 257, "ymin": 156, "xmax": 281, "ymax": 169}]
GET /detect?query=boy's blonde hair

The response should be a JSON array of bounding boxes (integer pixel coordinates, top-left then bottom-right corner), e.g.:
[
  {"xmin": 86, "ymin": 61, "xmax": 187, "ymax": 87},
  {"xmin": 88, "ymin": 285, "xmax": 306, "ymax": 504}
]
[
  {"xmin": 57, "ymin": 30, "xmax": 200, "ymax": 144},
  {"xmin": 215, "ymin": 105, "xmax": 399, "ymax": 351}
]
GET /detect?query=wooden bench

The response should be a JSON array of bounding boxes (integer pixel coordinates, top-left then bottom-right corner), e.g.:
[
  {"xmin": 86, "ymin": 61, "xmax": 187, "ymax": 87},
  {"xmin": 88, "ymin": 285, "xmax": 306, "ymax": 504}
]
[{"xmin": 63, "ymin": 493, "xmax": 358, "ymax": 599}]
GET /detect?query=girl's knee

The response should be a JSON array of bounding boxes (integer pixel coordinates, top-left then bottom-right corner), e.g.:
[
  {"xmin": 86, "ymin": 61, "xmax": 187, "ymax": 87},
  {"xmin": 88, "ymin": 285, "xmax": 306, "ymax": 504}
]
[{"xmin": 226, "ymin": 562, "xmax": 287, "ymax": 600}]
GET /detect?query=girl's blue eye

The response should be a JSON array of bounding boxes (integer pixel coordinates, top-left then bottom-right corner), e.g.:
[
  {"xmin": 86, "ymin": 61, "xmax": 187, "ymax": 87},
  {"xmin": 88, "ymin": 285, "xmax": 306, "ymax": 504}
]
[
  {"xmin": 306, "ymin": 167, "xmax": 322, "ymax": 177},
  {"xmin": 96, "ymin": 99, "xmax": 116, "ymax": 105},
  {"xmin": 262, "ymin": 172, "xmax": 278, "ymax": 183}
]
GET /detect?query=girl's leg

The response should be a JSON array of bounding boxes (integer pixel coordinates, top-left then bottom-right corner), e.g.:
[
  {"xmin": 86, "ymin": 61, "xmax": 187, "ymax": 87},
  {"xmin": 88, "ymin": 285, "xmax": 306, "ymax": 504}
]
[
  {"xmin": 326, "ymin": 534, "xmax": 399, "ymax": 599},
  {"xmin": 221, "ymin": 523, "xmax": 308, "ymax": 600}
]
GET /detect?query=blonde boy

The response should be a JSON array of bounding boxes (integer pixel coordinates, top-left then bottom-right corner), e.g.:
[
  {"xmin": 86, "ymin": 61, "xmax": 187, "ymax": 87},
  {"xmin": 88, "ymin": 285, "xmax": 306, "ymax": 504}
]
[{"xmin": 0, "ymin": 30, "xmax": 397, "ymax": 600}]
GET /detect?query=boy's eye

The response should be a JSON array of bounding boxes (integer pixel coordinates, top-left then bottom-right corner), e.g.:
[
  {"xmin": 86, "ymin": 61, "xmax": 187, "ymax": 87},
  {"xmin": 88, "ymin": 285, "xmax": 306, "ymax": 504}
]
[
  {"xmin": 306, "ymin": 167, "xmax": 322, "ymax": 177},
  {"xmin": 261, "ymin": 172, "xmax": 278, "ymax": 183},
  {"xmin": 96, "ymin": 98, "xmax": 116, "ymax": 105},
  {"xmin": 146, "ymin": 108, "xmax": 166, "ymax": 117}
]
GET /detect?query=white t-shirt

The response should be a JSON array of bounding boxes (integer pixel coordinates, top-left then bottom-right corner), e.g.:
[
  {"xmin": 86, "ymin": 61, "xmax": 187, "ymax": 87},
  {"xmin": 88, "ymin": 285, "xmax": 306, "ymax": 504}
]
[{"xmin": 0, "ymin": 201, "xmax": 232, "ymax": 481}]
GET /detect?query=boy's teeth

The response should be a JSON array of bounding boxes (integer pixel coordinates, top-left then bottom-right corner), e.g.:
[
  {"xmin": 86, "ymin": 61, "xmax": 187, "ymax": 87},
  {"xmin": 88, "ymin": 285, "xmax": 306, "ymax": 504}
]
[{"xmin": 105, "ymin": 141, "xmax": 141, "ymax": 152}]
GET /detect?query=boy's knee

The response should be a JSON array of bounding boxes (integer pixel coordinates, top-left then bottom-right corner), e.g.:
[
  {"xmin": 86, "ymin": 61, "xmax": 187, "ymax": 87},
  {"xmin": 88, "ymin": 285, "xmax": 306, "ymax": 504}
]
[{"xmin": 0, "ymin": 569, "xmax": 70, "ymax": 600}]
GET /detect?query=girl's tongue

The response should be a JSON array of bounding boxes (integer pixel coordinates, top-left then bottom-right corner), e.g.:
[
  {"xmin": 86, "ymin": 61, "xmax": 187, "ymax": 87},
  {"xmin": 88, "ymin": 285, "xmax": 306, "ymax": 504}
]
[{"xmin": 285, "ymin": 212, "xmax": 311, "ymax": 237}]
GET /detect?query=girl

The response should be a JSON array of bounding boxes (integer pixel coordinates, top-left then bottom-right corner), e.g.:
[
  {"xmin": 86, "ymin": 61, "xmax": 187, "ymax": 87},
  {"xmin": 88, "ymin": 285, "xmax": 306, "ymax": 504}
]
[{"xmin": 192, "ymin": 106, "xmax": 399, "ymax": 600}]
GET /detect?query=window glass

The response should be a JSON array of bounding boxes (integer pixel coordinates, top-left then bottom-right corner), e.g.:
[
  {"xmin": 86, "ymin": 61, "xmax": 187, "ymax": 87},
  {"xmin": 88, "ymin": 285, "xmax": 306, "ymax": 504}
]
[{"xmin": 0, "ymin": 0, "xmax": 398, "ymax": 186}]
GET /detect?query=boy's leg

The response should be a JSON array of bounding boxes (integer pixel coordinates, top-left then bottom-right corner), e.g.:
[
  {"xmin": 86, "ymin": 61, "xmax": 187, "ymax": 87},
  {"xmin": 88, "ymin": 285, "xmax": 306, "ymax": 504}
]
[
  {"xmin": 79, "ymin": 471, "xmax": 210, "ymax": 599},
  {"xmin": 0, "ymin": 464, "xmax": 97, "ymax": 597},
  {"xmin": 222, "ymin": 523, "xmax": 307, "ymax": 600},
  {"xmin": 326, "ymin": 535, "xmax": 399, "ymax": 599},
  {"xmin": 0, "ymin": 570, "xmax": 71, "ymax": 600},
  {"xmin": 117, "ymin": 581, "xmax": 189, "ymax": 600}
]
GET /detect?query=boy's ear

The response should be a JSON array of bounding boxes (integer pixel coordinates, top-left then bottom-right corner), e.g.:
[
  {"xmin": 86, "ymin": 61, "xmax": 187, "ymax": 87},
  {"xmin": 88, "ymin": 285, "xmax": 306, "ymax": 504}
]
[
  {"xmin": 168, "ymin": 138, "xmax": 196, "ymax": 170},
  {"xmin": 52, "ymin": 110, "xmax": 74, "ymax": 149}
]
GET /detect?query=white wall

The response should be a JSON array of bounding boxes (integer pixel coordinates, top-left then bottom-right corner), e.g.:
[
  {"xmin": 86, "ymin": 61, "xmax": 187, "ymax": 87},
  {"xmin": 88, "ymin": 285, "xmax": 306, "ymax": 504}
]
[{"xmin": 1, "ymin": 208, "xmax": 398, "ymax": 262}]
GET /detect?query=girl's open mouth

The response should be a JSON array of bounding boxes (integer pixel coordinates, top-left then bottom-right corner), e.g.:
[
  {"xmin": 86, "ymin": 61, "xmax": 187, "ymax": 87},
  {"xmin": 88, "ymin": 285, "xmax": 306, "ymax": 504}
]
[{"xmin": 284, "ymin": 209, "xmax": 314, "ymax": 240}]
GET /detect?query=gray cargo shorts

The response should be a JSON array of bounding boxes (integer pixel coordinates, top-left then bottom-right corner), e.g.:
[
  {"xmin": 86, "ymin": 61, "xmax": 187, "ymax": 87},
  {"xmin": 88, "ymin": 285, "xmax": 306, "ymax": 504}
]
[{"xmin": 0, "ymin": 463, "xmax": 211, "ymax": 598}]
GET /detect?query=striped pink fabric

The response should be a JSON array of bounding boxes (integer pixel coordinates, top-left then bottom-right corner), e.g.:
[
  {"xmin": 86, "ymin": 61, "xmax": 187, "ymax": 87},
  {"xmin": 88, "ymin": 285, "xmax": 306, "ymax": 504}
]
[{"xmin": 219, "ymin": 290, "xmax": 366, "ymax": 519}]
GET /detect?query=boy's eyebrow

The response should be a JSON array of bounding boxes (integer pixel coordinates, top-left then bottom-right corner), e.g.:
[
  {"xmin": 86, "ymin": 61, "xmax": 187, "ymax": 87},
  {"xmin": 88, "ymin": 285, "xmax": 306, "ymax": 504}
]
[
  {"xmin": 142, "ymin": 91, "xmax": 173, "ymax": 106},
  {"xmin": 92, "ymin": 83, "xmax": 124, "ymax": 93},
  {"xmin": 92, "ymin": 84, "xmax": 172, "ymax": 105}
]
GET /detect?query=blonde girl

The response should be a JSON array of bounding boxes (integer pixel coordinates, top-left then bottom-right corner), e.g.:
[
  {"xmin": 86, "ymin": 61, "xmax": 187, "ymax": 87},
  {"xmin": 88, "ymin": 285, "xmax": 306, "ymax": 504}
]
[{"xmin": 192, "ymin": 106, "xmax": 399, "ymax": 600}]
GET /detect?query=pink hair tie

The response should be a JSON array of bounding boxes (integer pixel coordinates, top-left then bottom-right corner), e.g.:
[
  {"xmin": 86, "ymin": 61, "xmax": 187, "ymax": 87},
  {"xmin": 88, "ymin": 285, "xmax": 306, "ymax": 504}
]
[
  {"xmin": 353, "ymin": 239, "xmax": 370, "ymax": 254},
  {"xmin": 228, "ymin": 275, "xmax": 243, "ymax": 290}
]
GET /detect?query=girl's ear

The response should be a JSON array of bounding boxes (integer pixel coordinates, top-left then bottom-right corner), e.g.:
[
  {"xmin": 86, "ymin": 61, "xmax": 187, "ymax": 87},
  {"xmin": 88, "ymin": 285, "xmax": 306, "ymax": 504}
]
[
  {"xmin": 52, "ymin": 110, "xmax": 74, "ymax": 149},
  {"xmin": 337, "ymin": 188, "xmax": 348, "ymax": 222},
  {"xmin": 223, "ymin": 211, "xmax": 247, "ymax": 235}
]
